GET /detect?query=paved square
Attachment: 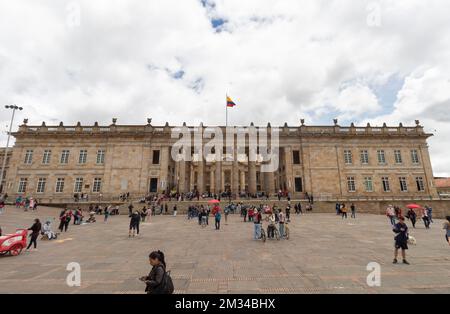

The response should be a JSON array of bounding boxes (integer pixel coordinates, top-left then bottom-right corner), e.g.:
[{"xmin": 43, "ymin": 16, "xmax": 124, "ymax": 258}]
[{"xmin": 0, "ymin": 205, "xmax": 449, "ymax": 294}]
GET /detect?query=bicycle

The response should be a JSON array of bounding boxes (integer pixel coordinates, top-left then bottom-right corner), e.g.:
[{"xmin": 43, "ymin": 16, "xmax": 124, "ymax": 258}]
[
  {"xmin": 284, "ymin": 223, "xmax": 290, "ymax": 240},
  {"xmin": 201, "ymin": 216, "xmax": 208, "ymax": 228},
  {"xmin": 257, "ymin": 225, "xmax": 266, "ymax": 242},
  {"xmin": 267, "ymin": 224, "xmax": 280, "ymax": 241}
]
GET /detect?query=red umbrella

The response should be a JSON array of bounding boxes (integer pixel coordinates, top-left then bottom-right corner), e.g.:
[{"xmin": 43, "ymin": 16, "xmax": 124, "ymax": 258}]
[
  {"xmin": 208, "ymin": 199, "xmax": 220, "ymax": 204},
  {"xmin": 406, "ymin": 204, "xmax": 422, "ymax": 209}
]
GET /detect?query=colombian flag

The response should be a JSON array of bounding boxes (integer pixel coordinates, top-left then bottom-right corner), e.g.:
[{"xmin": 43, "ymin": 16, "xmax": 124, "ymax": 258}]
[{"xmin": 226, "ymin": 96, "xmax": 237, "ymax": 108}]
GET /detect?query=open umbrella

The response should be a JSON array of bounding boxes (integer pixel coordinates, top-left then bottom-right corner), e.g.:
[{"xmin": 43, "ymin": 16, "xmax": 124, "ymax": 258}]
[
  {"xmin": 406, "ymin": 204, "xmax": 422, "ymax": 209},
  {"xmin": 208, "ymin": 199, "xmax": 220, "ymax": 204}
]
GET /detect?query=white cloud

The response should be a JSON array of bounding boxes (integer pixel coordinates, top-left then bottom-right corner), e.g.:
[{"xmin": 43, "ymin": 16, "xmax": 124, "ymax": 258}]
[
  {"xmin": 336, "ymin": 84, "xmax": 381, "ymax": 118},
  {"xmin": 0, "ymin": 0, "xmax": 449, "ymax": 175}
]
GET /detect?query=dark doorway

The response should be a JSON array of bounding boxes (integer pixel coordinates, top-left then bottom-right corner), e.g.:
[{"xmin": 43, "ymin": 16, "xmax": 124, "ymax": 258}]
[
  {"xmin": 295, "ymin": 177, "xmax": 303, "ymax": 192},
  {"xmin": 149, "ymin": 178, "xmax": 158, "ymax": 193}
]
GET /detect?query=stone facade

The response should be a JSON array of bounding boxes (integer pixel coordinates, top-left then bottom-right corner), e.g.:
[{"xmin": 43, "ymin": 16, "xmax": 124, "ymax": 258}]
[
  {"xmin": 0, "ymin": 150, "xmax": 12, "ymax": 193},
  {"xmin": 4, "ymin": 120, "xmax": 439, "ymax": 203}
]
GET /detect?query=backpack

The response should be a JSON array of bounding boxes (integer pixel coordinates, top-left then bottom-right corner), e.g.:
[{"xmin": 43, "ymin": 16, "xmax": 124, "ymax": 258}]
[{"xmin": 160, "ymin": 268, "xmax": 174, "ymax": 294}]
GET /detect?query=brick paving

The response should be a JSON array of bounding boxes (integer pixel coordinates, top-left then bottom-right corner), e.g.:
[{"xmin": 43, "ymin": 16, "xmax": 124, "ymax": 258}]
[{"xmin": 0, "ymin": 205, "xmax": 449, "ymax": 294}]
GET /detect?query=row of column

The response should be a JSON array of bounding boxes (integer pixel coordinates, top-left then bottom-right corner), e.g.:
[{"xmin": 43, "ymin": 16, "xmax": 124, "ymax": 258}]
[
  {"xmin": 159, "ymin": 145, "xmax": 290, "ymax": 195},
  {"xmin": 173, "ymin": 162, "xmax": 278, "ymax": 195}
]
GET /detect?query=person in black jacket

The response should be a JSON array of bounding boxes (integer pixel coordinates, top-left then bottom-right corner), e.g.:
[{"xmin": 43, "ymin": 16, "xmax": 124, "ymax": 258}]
[
  {"xmin": 27, "ymin": 218, "xmax": 42, "ymax": 250},
  {"xmin": 393, "ymin": 216, "xmax": 410, "ymax": 265},
  {"xmin": 140, "ymin": 250, "xmax": 167, "ymax": 294},
  {"xmin": 129, "ymin": 211, "xmax": 141, "ymax": 237}
]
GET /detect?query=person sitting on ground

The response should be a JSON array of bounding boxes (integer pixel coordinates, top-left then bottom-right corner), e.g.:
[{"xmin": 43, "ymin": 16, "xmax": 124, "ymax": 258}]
[
  {"xmin": 42, "ymin": 220, "xmax": 57, "ymax": 240},
  {"xmin": 86, "ymin": 211, "xmax": 96, "ymax": 223}
]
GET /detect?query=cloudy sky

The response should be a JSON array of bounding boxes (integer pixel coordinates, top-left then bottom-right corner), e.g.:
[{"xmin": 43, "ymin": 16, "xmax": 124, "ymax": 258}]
[{"xmin": 0, "ymin": 0, "xmax": 449, "ymax": 175}]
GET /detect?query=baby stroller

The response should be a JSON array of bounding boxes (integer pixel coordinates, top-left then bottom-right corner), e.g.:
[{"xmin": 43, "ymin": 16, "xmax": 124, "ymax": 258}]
[
  {"xmin": 41, "ymin": 220, "xmax": 58, "ymax": 240},
  {"xmin": 86, "ymin": 211, "xmax": 96, "ymax": 223}
]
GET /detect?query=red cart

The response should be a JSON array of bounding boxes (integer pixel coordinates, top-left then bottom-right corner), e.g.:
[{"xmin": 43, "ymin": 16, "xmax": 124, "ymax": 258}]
[{"xmin": 0, "ymin": 229, "xmax": 28, "ymax": 256}]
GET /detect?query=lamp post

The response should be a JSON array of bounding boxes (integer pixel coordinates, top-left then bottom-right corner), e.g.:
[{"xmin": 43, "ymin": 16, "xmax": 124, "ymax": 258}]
[{"xmin": 1, "ymin": 105, "xmax": 23, "ymax": 193}]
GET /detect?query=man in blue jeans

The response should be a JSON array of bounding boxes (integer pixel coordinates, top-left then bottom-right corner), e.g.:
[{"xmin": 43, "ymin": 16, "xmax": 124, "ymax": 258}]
[{"xmin": 254, "ymin": 209, "xmax": 262, "ymax": 240}]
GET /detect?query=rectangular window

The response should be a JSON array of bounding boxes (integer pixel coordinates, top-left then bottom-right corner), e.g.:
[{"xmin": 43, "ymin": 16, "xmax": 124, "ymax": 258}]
[
  {"xmin": 60, "ymin": 150, "xmax": 70, "ymax": 164},
  {"xmin": 55, "ymin": 178, "xmax": 65, "ymax": 193},
  {"xmin": 96, "ymin": 149, "xmax": 105, "ymax": 164},
  {"xmin": 394, "ymin": 150, "xmax": 403, "ymax": 164},
  {"xmin": 294, "ymin": 177, "xmax": 303, "ymax": 192},
  {"xmin": 152, "ymin": 150, "xmax": 160, "ymax": 165},
  {"xmin": 399, "ymin": 177, "xmax": 408, "ymax": 192},
  {"xmin": 411, "ymin": 149, "xmax": 420, "ymax": 164},
  {"xmin": 79, "ymin": 150, "xmax": 88, "ymax": 164},
  {"xmin": 36, "ymin": 178, "xmax": 46, "ymax": 193},
  {"xmin": 360, "ymin": 150, "xmax": 369, "ymax": 165},
  {"xmin": 416, "ymin": 177, "xmax": 425, "ymax": 192},
  {"xmin": 18, "ymin": 178, "xmax": 28, "ymax": 193},
  {"xmin": 74, "ymin": 178, "xmax": 83, "ymax": 193},
  {"xmin": 344, "ymin": 150, "xmax": 353, "ymax": 165},
  {"xmin": 24, "ymin": 150, "xmax": 33, "ymax": 164},
  {"xmin": 42, "ymin": 150, "xmax": 52, "ymax": 164},
  {"xmin": 347, "ymin": 176, "xmax": 356, "ymax": 192},
  {"xmin": 293, "ymin": 151, "xmax": 301, "ymax": 165},
  {"xmin": 93, "ymin": 178, "xmax": 102, "ymax": 193},
  {"xmin": 382, "ymin": 177, "xmax": 391, "ymax": 192},
  {"xmin": 377, "ymin": 150, "xmax": 386, "ymax": 164},
  {"xmin": 364, "ymin": 177, "xmax": 373, "ymax": 192},
  {"xmin": 149, "ymin": 178, "xmax": 158, "ymax": 193}
]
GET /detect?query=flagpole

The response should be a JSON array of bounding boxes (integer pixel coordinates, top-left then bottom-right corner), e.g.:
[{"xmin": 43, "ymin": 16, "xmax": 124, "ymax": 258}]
[{"xmin": 226, "ymin": 94, "xmax": 228, "ymax": 127}]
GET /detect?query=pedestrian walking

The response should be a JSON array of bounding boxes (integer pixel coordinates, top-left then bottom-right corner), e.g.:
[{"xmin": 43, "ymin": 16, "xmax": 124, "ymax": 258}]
[
  {"xmin": 27, "ymin": 219, "xmax": 42, "ymax": 250},
  {"xmin": 140, "ymin": 250, "xmax": 173, "ymax": 294},
  {"xmin": 406, "ymin": 208, "xmax": 417, "ymax": 228},
  {"xmin": 104, "ymin": 206, "xmax": 110, "ymax": 222},
  {"xmin": 350, "ymin": 203, "xmax": 356, "ymax": 219},
  {"xmin": 129, "ymin": 211, "xmax": 141, "ymax": 237},
  {"xmin": 386, "ymin": 205, "xmax": 396, "ymax": 226},
  {"xmin": 421, "ymin": 208, "xmax": 431, "ymax": 229},
  {"xmin": 341, "ymin": 203, "xmax": 348, "ymax": 219},
  {"xmin": 173, "ymin": 205, "xmax": 177, "ymax": 217},
  {"xmin": 214, "ymin": 210, "xmax": 221, "ymax": 230}
]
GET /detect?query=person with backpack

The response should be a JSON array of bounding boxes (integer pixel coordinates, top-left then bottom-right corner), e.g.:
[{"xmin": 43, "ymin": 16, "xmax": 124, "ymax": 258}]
[{"xmin": 140, "ymin": 250, "xmax": 174, "ymax": 294}]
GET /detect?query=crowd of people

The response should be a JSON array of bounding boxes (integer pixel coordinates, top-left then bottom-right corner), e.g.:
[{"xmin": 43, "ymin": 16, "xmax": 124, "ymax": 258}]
[
  {"xmin": 1, "ymin": 189, "xmax": 449, "ymax": 296},
  {"xmin": 14, "ymin": 195, "xmax": 39, "ymax": 211}
]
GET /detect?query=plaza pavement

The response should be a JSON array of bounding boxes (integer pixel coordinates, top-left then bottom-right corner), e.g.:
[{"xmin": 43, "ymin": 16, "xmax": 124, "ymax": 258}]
[{"xmin": 0, "ymin": 205, "xmax": 449, "ymax": 294}]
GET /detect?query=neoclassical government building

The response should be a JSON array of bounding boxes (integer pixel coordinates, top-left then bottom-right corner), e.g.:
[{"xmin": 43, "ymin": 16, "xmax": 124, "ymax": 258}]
[{"xmin": 3, "ymin": 119, "xmax": 438, "ymax": 202}]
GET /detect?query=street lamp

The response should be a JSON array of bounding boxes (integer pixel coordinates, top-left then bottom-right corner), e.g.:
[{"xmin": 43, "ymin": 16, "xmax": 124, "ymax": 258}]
[{"xmin": 1, "ymin": 105, "xmax": 23, "ymax": 193}]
